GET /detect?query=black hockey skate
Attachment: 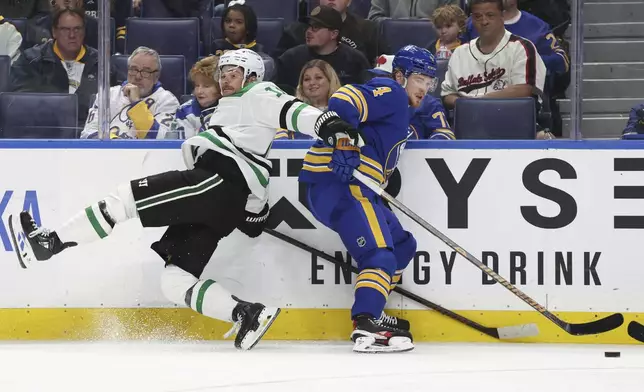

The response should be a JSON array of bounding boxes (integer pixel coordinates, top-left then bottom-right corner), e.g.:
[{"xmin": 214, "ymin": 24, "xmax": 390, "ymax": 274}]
[
  {"xmin": 351, "ymin": 314, "xmax": 414, "ymax": 353},
  {"xmin": 224, "ymin": 297, "xmax": 281, "ymax": 350},
  {"xmin": 8, "ymin": 211, "xmax": 75, "ymax": 269},
  {"xmin": 379, "ymin": 311, "xmax": 410, "ymax": 331}
]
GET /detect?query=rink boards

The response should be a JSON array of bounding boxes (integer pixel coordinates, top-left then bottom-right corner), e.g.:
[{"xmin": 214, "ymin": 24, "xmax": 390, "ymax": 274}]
[{"xmin": 2, "ymin": 139, "xmax": 644, "ymax": 344}]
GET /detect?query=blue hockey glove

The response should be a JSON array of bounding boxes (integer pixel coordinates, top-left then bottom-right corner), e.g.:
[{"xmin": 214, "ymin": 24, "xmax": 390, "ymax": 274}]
[{"xmin": 329, "ymin": 138, "xmax": 361, "ymax": 183}]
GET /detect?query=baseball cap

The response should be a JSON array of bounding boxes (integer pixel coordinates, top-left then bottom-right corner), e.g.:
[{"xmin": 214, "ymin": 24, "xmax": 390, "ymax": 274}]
[{"xmin": 305, "ymin": 5, "xmax": 343, "ymax": 31}]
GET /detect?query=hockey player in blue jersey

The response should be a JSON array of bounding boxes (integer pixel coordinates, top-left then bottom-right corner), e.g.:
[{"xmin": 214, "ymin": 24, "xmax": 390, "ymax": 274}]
[{"xmin": 299, "ymin": 45, "xmax": 437, "ymax": 353}]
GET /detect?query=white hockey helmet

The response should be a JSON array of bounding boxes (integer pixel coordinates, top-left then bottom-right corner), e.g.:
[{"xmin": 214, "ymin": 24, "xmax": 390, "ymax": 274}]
[{"xmin": 218, "ymin": 49, "xmax": 265, "ymax": 82}]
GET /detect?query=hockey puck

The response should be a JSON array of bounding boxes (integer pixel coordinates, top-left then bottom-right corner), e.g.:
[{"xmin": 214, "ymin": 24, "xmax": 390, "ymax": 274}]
[{"xmin": 604, "ymin": 351, "xmax": 621, "ymax": 358}]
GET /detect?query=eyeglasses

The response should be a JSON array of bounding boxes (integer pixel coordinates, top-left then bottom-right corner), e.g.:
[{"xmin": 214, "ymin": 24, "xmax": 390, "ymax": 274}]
[
  {"xmin": 128, "ymin": 68, "xmax": 158, "ymax": 78},
  {"xmin": 56, "ymin": 26, "xmax": 84, "ymax": 34}
]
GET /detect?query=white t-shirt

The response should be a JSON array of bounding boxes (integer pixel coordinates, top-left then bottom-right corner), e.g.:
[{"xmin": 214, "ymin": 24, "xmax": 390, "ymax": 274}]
[{"xmin": 441, "ymin": 30, "xmax": 546, "ymax": 98}]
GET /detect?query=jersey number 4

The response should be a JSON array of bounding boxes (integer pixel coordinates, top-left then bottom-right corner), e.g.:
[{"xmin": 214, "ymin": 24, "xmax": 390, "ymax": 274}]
[{"xmin": 373, "ymin": 87, "xmax": 392, "ymax": 97}]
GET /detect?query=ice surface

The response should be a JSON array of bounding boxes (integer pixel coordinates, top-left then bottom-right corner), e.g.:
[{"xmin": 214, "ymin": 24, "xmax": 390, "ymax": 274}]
[{"xmin": 1, "ymin": 341, "xmax": 643, "ymax": 391}]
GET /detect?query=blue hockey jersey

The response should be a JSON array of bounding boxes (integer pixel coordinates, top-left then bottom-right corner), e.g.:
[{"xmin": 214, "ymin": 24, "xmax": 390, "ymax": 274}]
[
  {"xmin": 462, "ymin": 11, "xmax": 569, "ymax": 74},
  {"xmin": 299, "ymin": 77, "xmax": 411, "ymax": 185},
  {"xmin": 409, "ymin": 95, "xmax": 454, "ymax": 140}
]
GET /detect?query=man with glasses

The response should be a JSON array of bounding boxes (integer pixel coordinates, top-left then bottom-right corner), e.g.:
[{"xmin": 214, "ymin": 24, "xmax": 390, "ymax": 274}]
[
  {"xmin": 10, "ymin": 7, "xmax": 98, "ymax": 130},
  {"xmin": 81, "ymin": 46, "xmax": 180, "ymax": 139}
]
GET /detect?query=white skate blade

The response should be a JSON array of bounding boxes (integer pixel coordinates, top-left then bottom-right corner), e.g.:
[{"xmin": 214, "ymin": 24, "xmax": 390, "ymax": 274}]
[
  {"xmin": 239, "ymin": 307, "xmax": 281, "ymax": 350},
  {"xmin": 352, "ymin": 336, "xmax": 415, "ymax": 354},
  {"xmin": 8, "ymin": 214, "xmax": 34, "ymax": 269}
]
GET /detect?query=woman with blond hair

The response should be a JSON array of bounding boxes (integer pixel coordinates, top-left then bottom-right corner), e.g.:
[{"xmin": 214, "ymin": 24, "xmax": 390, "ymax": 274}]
[
  {"xmin": 276, "ymin": 59, "xmax": 341, "ymax": 140},
  {"xmin": 166, "ymin": 55, "xmax": 222, "ymax": 139}
]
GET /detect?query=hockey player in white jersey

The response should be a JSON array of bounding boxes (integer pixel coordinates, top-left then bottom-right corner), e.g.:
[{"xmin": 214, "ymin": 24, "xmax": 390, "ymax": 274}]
[
  {"xmin": 81, "ymin": 46, "xmax": 180, "ymax": 139},
  {"xmin": 8, "ymin": 49, "xmax": 335, "ymax": 350}
]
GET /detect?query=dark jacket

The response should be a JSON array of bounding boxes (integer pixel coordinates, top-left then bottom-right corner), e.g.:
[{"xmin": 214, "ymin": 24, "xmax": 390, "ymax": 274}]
[
  {"xmin": 276, "ymin": 43, "xmax": 371, "ymax": 91},
  {"xmin": 83, "ymin": 0, "xmax": 130, "ymax": 53},
  {"xmin": 23, "ymin": 12, "xmax": 99, "ymax": 52},
  {"xmin": 211, "ymin": 39, "xmax": 264, "ymax": 57},
  {"xmin": 0, "ymin": 0, "xmax": 47, "ymax": 19},
  {"xmin": 274, "ymin": 12, "xmax": 386, "ymax": 64},
  {"xmin": 160, "ymin": 0, "xmax": 211, "ymax": 17},
  {"xmin": 11, "ymin": 40, "xmax": 99, "ymax": 128}
]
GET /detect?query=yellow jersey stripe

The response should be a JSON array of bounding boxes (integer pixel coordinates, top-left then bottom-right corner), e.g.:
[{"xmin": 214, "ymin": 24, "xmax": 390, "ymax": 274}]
[
  {"xmin": 346, "ymin": 85, "xmax": 369, "ymax": 122},
  {"xmin": 360, "ymin": 155, "xmax": 383, "ymax": 172},
  {"xmin": 358, "ymin": 164, "xmax": 384, "ymax": 184},
  {"xmin": 358, "ymin": 272, "xmax": 391, "ymax": 291},
  {"xmin": 349, "ymin": 185, "xmax": 387, "ymax": 248},
  {"xmin": 337, "ymin": 87, "xmax": 364, "ymax": 120},
  {"xmin": 310, "ymin": 146, "xmax": 333, "ymax": 154},
  {"xmin": 331, "ymin": 92, "xmax": 356, "ymax": 109},
  {"xmin": 302, "ymin": 165, "xmax": 331, "ymax": 173},
  {"xmin": 304, "ymin": 154, "xmax": 332, "ymax": 165},
  {"xmin": 355, "ymin": 281, "xmax": 389, "ymax": 298}
]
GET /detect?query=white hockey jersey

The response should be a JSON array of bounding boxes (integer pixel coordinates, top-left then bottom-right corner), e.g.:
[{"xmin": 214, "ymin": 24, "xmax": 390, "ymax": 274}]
[
  {"xmin": 180, "ymin": 81, "xmax": 322, "ymax": 212},
  {"xmin": 81, "ymin": 82, "xmax": 179, "ymax": 139},
  {"xmin": 165, "ymin": 98, "xmax": 216, "ymax": 139},
  {"xmin": 441, "ymin": 30, "xmax": 546, "ymax": 98}
]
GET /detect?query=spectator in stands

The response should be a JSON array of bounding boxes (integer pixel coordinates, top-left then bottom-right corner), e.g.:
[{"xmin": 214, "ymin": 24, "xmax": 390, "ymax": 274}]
[
  {"xmin": 274, "ymin": 0, "xmax": 385, "ymax": 64},
  {"xmin": 461, "ymin": 0, "xmax": 569, "ymax": 136},
  {"xmin": 368, "ymin": 0, "xmax": 459, "ymax": 23},
  {"xmin": 212, "ymin": 1, "xmax": 264, "ymax": 57},
  {"xmin": 622, "ymin": 103, "xmax": 644, "ymax": 138},
  {"xmin": 0, "ymin": 16, "xmax": 23, "ymax": 63},
  {"xmin": 166, "ymin": 56, "xmax": 221, "ymax": 139},
  {"xmin": 11, "ymin": 7, "xmax": 98, "ymax": 127},
  {"xmin": 24, "ymin": 0, "xmax": 99, "ymax": 51},
  {"xmin": 427, "ymin": 5, "xmax": 466, "ymax": 60},
  {"xmin": 276, "ymin": 59, "xmax": 341, "ymax": 140},
  {"xmin": 276, "ymin": 6, "xmax": 370, "ymax": 92},
  {"xmin": 81, "ymin": 46, "xmax": 179, "ymax": 139},
  {"xmin": 0, "ymin": 0, "xmax": 47, "ymax": 19},
  {"xmin": 441, "ymin": 0, "xmax": 545, "ymax": 108},
  {"xmin": 461, "ymin": 0, "xmax": 568, "ymax": 74}
]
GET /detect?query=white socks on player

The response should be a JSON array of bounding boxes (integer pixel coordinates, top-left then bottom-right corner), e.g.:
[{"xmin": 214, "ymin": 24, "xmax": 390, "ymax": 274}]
[
  {"xmin": 57, "ymin": 182, "xmax": 138, "ymax": 245},
  {"xmin": 160, "ymin": 264, "xmax": 237, "ymax": 322}
]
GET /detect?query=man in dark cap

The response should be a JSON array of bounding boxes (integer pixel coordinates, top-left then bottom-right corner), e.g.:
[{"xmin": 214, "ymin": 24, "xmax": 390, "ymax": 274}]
[{"xmin": 275, "ymin": 5, "xmax": 370, "ymax": 91}]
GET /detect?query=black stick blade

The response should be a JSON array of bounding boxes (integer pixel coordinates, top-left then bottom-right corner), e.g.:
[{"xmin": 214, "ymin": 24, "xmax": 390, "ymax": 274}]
[
  {"xmin": 565, "ymin": 313, "xmax": 624, "ymax": 335},
  {"xmin": 627, "ymin": 321, "xmax": 644, "ymax": 343}
]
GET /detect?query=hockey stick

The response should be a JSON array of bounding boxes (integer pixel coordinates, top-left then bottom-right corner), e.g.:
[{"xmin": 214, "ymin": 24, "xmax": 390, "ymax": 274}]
[
  {"xmin": 264, "ymin": 227, "xmax": 539, "ymax": 340},
  {"xmin": 351, "ymin": 170, "xmax": 625, "ymax": 336},
  {"xmin": 627, "ymin": 321, "xmax": 644, "ymax": 343}
]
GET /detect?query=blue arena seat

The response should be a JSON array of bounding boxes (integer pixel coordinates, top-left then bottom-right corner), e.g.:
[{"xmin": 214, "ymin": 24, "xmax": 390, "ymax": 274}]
[
  {"xmin": 180, "ymin": 94, "xmax": 193, "ymax": 104},
  {"xmin": 225, "ymin": 0, "xmax": 298, "ymax": 23},
  {"xmin": 112, "ymin": 54, "xmax": 187, "ymax": 98},
  {"xmin": 0, "ymin": 93, "xmax": 78, "ymax": 138},
  {"xmin": 380, "ymin": 19, "xmax": 438, "ymax": 53},
  {"xmin": 453, "ymin": 98, "xmax": 537, "ymax": 139},
  {"xmin": 432, "ymin": 59, "xmax": 449, "ymax": 98},
  {"xmin": 0, "ymin": 56, "xmax": 11, "ymax": 93},
  {"xmin": 256, "ymin": 18, "xmax": 285, "ymax": 56},
  {"xmin": 125, "ymin": 18, "xmax": 200, "ymax": 66}
]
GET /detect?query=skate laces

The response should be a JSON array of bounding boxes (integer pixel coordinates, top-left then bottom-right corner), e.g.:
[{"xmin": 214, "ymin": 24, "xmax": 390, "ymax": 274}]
[
  {"xmin": 28, "ymin": 225, "xmax": 51, "ymax": 239},
  {"xmin": 223, "ymin": 316, "xmax": 243, "ymax": 339},
  {"xmin": 379, "ymin": 312, "xmax": 398, "ymax": 326}
]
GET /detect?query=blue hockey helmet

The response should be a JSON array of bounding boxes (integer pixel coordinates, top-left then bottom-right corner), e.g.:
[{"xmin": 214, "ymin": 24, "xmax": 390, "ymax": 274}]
[{"xmin": 392, "ymin": 45, "xmax": 437, "ymax": 79}]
